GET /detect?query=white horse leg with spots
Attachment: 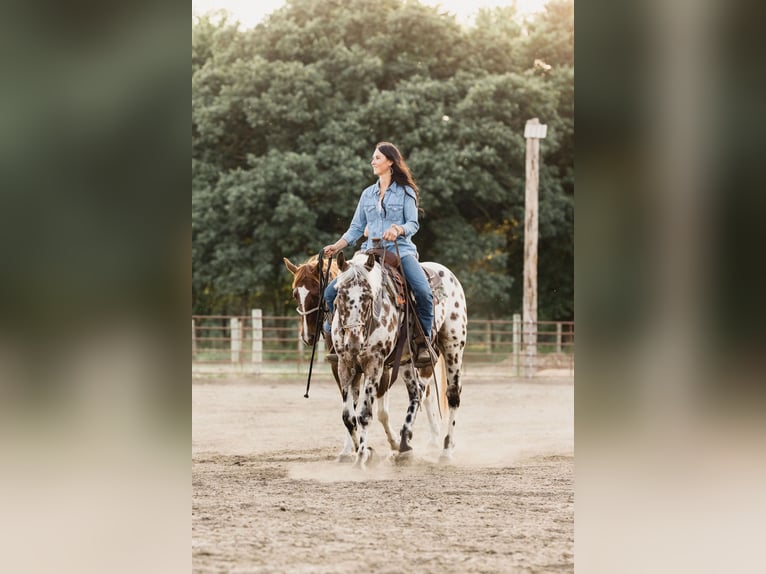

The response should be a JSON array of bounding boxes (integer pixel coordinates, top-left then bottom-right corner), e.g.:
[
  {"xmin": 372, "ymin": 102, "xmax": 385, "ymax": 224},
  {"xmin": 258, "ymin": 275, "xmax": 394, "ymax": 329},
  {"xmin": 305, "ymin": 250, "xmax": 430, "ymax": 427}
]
[
  {"xmin": 438, "ymin": 342, "xmax": 464, "ymax": 462},
  {"xmin": 340, "ymin": 374, "xmax": 360, "ymax": 457},
  {"xmin": 421, "ymin": 379, "xmax": 442, "ymax": 449},
  {"xmin": 337, "ymin": 428, "xmax": 355, "ymax": 462},
  {"xmin": 441, "ymin": 408, "xmax": 459, "ymax": 462},
  {"xmin": 354, "ymin": 374, "xmax": 379, "ymax": 467},
  {"xmin": 397, "ymin": 364, "xmax": 427, "ymax": 458},
  {"xmin": 376, "ymin": 388, "xmax": 398, "ymax": 452}
]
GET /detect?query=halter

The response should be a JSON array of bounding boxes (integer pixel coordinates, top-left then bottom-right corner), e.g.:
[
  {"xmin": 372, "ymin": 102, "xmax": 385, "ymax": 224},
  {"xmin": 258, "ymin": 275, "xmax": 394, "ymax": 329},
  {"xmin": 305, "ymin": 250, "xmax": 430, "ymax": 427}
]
[{"xmin": 295, "ymin": 304, "xmax": 321, "ymax": 316}]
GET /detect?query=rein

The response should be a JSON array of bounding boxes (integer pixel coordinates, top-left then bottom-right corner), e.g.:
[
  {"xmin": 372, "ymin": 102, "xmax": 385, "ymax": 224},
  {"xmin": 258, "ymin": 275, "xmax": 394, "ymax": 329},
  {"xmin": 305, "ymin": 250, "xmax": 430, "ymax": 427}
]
[{"xmin": 304, "ymin": 250, "xmax": 333, "ymax": 399}]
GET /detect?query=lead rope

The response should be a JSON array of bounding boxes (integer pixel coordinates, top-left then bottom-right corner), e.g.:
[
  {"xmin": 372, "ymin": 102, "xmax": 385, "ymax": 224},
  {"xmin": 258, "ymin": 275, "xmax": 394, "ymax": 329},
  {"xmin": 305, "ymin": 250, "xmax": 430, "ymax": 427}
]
[{"xmin": 304, "ymin": 250, "xmax": 333, "ymax": 399}]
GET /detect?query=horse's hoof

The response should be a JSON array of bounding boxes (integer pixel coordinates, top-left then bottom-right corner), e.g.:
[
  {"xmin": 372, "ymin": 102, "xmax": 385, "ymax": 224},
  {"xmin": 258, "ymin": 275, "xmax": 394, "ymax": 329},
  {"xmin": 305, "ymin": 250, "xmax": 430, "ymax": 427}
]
[
  {"xmin": 353, "ymin": 448, "xmax": 373, "ymax": 468},
  {"xmin": 396, "ymin": 449, "xmax": 414, "ymax": 465},
  {"xmin": 438, "ymin": 452, "xmax": 453, "ymax": 464},
  {"xmin": 337, "ymin": 453, "xmax": 355, "ymax": 463},
  {"xmin": 366, "ymin": 448, "xmax": 381, "ymax": 467}
]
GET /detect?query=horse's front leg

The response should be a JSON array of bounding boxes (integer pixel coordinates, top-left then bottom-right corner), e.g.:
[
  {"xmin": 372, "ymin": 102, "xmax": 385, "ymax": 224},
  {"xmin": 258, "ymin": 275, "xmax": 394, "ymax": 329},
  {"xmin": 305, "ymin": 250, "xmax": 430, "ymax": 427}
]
[
  {"xmin": 398, "ymin": 364, "xmax": 427, "ymax": 458},
  {"xmin": 376, "ymin": 367, "xmax": 399, "ymax": 452},
  {"xmin": 339, "ymin": 364, "xmax": 361, "ymax": 460},
  {"xmin": 355, "ymin": 366, "xmax": 382, "ymax": 467}
]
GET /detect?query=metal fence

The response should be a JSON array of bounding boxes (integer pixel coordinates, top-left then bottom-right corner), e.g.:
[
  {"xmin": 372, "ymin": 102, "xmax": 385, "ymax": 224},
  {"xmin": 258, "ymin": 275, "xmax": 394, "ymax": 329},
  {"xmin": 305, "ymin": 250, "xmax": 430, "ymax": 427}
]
[{"xmin": 192, "ymin": 311, "xmax": 574, "ymax": 378}]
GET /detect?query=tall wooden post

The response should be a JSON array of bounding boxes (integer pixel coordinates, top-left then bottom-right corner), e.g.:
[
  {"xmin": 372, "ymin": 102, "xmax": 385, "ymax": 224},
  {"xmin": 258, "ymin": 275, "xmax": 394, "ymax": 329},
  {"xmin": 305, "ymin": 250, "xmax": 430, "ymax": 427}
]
[{"xmin": 523, "ymin": 118, "xmax": 547, "ymax": 377}]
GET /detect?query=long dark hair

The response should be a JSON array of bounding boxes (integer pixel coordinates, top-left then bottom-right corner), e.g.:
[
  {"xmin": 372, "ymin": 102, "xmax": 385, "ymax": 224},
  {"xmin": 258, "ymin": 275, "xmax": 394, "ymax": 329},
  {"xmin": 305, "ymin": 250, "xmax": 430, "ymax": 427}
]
[{"xmin": 376, "ymin": 141, "xmax": 421, "ymax": 209}]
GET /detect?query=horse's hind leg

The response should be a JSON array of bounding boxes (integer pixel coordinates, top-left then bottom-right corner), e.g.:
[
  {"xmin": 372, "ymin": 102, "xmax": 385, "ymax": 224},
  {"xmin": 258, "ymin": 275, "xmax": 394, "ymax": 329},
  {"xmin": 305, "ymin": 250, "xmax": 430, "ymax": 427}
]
[
  {"xmin": 421, "ymin": 382, "xmax": 442, "ymax": 449},
  {"xmin": 439, "ymin": 344, "xmax": 464, "ymax": 462},
  {"xmin": 398, "ymin": 365, "xmax": 427, "ymax": 457},
  {"xmin": 376, "ymin": 386, "xmax": 399, "ymax": 452},
  {"xmin": 338, "ymin": 429, "xmax": 355, "ymax": 462}
]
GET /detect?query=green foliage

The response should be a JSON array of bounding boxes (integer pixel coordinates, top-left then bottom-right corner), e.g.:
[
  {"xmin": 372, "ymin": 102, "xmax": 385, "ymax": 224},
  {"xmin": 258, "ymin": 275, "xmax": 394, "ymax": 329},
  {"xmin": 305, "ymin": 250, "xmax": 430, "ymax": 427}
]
[{"xmin": 192, "ymin": 0, "xmax": 574, "ymax": 320}]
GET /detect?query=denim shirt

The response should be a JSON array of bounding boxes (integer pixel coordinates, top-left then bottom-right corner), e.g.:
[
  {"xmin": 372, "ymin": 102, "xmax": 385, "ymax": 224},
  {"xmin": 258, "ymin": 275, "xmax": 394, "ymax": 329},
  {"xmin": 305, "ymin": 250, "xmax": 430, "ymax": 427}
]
[{"xmin": 341, "ymin": 180, "xmax": 419, "ymax": 258}]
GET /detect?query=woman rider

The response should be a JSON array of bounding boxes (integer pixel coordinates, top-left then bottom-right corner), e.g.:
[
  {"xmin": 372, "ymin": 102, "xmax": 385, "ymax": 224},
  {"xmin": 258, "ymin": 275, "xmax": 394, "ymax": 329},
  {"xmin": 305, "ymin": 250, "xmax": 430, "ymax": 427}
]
[{"xmin": 322, "ymin": 142, "xmax": 434, "ymax": 368}]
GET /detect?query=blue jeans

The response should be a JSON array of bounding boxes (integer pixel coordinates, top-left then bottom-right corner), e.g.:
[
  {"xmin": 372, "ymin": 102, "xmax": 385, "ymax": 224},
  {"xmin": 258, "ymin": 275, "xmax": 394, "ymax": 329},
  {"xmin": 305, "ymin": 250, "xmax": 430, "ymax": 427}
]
[{"xmin": 324, "ymin": 254, "xmax": 434, "ymax": 339}]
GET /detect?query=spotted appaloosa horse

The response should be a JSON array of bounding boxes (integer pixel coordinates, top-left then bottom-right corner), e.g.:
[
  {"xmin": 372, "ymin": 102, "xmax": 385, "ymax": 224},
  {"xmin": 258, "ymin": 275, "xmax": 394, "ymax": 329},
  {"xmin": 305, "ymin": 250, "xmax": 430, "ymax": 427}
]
[
  {"xmin": 285, "ymin": 255, "xmax": 414, "ymax": 460},
  {"xmin": 332, "ymin": 250, "xmax": 467, "ymax": 466}
]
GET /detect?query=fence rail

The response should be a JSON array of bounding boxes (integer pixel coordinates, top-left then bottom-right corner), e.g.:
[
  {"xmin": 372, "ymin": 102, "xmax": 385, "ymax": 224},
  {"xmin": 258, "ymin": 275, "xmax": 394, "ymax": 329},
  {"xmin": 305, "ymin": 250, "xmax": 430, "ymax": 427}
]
[{"xmin": 192, "ymin": 311, "xmax": 574, "ymax": 378}]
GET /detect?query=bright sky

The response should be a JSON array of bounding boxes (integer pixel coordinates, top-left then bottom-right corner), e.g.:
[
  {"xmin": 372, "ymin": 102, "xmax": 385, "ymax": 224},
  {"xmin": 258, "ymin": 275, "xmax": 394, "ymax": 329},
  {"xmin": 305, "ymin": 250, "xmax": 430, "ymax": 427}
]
[{"xmin": 192, "ymin": 0, "xmax": 548, "ymax": 28}]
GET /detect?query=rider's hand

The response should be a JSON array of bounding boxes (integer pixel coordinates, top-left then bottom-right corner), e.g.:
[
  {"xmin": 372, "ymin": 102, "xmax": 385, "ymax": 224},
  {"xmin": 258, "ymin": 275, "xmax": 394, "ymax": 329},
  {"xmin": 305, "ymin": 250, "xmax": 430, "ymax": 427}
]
[
  {"xmin": 382, "ymin": 225, "xmax": 400, "ymax": 241},
  {"xmin": 324, "ymin": 240, "xmax": 346, "ymax": 256}
]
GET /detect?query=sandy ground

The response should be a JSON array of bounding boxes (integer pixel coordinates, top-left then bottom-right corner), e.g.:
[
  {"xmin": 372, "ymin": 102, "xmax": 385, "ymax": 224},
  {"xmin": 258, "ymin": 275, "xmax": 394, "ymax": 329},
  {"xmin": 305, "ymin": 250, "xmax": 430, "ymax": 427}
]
[{"xmin": 192, "ymin": 374, "xmax": 574, "ymax": 573}]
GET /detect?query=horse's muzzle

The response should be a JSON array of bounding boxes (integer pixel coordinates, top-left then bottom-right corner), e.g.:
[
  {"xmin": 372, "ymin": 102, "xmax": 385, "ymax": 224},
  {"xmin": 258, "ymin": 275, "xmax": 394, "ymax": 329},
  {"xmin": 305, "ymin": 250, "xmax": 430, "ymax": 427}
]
[
  {"xmin": 344, "ymin": 336, "xmax": 363, "ymax": 356},
  {"xmin": 302, "ymin": 333, "xmax": 315, "ymax": 346}
]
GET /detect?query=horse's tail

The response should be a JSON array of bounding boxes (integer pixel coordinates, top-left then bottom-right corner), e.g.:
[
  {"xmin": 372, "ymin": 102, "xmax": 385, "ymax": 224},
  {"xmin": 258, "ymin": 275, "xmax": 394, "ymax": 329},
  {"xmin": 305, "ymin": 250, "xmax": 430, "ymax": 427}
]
[{"xmin": 435, "ymin": 354, "xmax": 448, "ymax": 419}]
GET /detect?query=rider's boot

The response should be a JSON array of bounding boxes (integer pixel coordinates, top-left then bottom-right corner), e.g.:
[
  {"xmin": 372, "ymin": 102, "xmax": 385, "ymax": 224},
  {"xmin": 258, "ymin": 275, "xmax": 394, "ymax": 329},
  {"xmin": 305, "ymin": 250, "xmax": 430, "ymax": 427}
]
[
  {"xmin": 324, "ymin": 319, "xmax": 338, "ymax": 364},
  {"xmin": 414, "ymin": 331, "xmax": 437, "ymax": 368}
]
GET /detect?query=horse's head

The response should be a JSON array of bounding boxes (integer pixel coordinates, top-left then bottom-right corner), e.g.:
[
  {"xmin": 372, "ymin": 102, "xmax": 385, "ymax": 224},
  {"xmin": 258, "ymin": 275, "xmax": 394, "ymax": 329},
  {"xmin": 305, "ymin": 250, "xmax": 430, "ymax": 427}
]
[
  {"xmin": 334, "ymin": 253, "xmax": 380, "ymax": 357},
  {"xmin": 284, "ymin": 255, "xmax": 338, "ymax": 346}
]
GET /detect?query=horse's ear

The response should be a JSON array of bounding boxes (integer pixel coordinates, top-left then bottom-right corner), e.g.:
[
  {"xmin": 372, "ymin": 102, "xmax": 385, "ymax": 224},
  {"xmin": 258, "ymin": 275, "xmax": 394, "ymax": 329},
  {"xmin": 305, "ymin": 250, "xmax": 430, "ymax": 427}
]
[
  {"xmin": 283, "ymin": 257, "xmax": 298, "ymax": 275},
  {"xmin": 365, "ymin": 253, "xmax": 376, "ymax": 271},
  {"xmin": 337, "ymin": 251, "xmax": 348, "ymax": 271}
]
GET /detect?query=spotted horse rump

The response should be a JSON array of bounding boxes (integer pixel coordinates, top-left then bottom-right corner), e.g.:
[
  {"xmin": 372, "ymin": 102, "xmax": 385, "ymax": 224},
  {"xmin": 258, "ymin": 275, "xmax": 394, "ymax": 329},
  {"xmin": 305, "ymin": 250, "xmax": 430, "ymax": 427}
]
[{"xmin": 332, "ymin": 250, "xmax": 467, "ymax": 466}]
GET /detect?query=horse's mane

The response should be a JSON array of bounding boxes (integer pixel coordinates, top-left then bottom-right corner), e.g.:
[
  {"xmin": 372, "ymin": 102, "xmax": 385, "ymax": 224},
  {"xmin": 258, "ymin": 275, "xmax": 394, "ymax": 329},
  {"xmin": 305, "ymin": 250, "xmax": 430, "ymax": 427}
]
[
  {"xmin": 336, "ymin": 262, "xmax": 369, "ymax": 289},
  {"xmin": 335, "ymin": 254, "xmax": 382, "ymax": 293},
  {"xmin": 292, "ymin": 254, "xmax": 339, "ymax": 288}
]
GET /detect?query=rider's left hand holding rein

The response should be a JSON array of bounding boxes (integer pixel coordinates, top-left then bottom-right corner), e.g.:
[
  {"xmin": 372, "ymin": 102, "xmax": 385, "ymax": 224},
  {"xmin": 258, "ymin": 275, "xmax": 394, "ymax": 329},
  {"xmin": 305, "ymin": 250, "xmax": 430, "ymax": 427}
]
[{"xmin": 382, "ymin": 225, "xmax": 402, "ymax": 241}]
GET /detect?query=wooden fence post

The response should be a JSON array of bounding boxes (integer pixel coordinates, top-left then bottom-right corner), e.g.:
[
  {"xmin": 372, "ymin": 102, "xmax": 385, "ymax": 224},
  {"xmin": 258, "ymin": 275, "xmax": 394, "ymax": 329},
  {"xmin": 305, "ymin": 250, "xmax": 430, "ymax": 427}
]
[
  {"xmin": 251, "ymin": 309, "xmax": 262, "ymax": 374},
  {"xmin": 192, "ymin": 319, "xmax": 197, "ymax": 359},
  {"xmin": 556, "ymin": 322, "xmax": 563, "ymax": 354},
  {"xmin": 485, "ymin": 321, "xmax": 492, "ymax": 354},
  {"xmin": 230, "ymin": 317, "xmax": 241, "ymax": 364},
  {"xmin": 512, "ymin": 314, "xmax": 521, "ymax": 376}
]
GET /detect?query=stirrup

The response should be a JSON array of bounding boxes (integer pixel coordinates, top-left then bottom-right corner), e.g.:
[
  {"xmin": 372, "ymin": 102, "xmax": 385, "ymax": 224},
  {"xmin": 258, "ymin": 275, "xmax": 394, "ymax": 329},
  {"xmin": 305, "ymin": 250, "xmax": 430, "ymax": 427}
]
[{"xmin": 414, "ymin": 342, "xmax": 436, "ymax": 368}]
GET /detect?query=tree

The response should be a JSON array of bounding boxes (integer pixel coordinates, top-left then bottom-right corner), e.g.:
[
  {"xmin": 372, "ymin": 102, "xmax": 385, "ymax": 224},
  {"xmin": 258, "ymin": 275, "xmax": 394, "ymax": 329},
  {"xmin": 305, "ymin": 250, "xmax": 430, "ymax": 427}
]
[{"xmin": 192, "ymin": 0, "xmax": 574, "ymax": 320}]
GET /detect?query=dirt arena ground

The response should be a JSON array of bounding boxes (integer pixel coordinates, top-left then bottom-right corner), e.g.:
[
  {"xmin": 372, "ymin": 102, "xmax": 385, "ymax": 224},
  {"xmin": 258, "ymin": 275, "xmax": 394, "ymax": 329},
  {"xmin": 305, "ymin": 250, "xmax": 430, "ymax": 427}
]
[{"xmin": 192, "ymin": 374, "xmax": 574, "ymax": 573}]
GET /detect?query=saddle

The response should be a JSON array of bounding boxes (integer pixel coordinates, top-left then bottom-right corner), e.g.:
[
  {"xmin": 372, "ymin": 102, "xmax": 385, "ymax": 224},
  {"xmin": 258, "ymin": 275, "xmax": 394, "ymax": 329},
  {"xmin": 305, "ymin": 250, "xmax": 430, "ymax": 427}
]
[
  {"xmin": 363, "ymin": 247, "xmax": 444, "ymax": 307},
  {"xmin": 364, "ymin": 247, "xmax": 406, "ymax": 306}
]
